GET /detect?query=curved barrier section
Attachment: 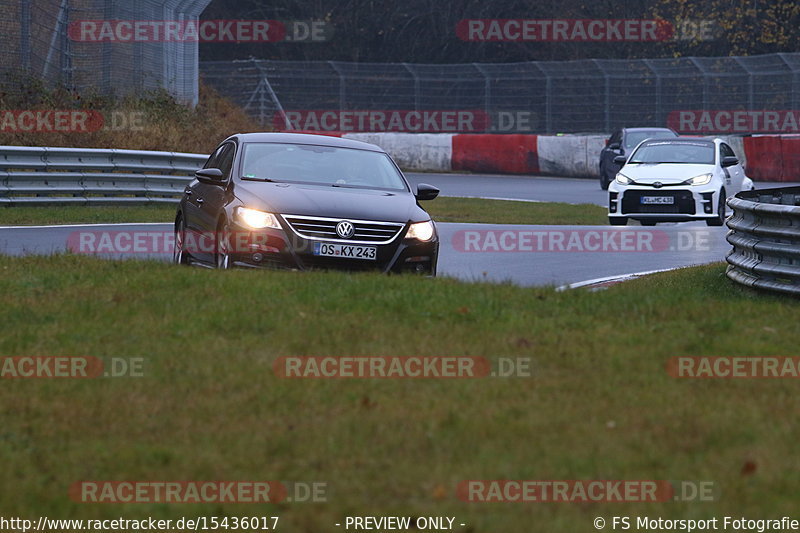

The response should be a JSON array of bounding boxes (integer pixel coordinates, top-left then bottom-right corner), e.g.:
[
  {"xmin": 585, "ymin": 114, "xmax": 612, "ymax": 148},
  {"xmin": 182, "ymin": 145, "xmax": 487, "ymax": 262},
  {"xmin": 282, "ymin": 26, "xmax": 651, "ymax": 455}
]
[
  {"xmin": 726, "ymin": 186, "xmax": 800, "ymax": 296},
  {"xmin": 452, "ymin": 134, "xmax": 538, "ymax": 174}
]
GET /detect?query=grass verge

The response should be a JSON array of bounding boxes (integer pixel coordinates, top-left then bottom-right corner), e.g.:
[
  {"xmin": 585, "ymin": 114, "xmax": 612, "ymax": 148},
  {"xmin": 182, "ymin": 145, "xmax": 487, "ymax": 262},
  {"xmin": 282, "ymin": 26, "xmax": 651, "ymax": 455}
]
[
  {"xmin": 0, "ymin": 198, "xmax": 606, "ymax": 226},
  {"xmin": 0, "ymin": 256, "xmax": 798, "ymax": 531},
  {"xmin": 0, "ymin": 205, "xmax": 177, "ymax": 226},
  {"xmin": 427, "ymin": 197, "xmax": 606, "ymax": 224}
]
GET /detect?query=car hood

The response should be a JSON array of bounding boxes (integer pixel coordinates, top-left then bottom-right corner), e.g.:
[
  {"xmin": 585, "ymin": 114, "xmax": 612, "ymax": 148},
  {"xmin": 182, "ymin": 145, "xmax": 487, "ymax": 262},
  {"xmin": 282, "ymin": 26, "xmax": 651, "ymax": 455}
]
[
  {"xmin": 234, "ymin": 181, "xmax": 429, "ymax": 223},
  {"xmin": 620, "ymin": 163, "xmax": 714, "ymax": 184}
]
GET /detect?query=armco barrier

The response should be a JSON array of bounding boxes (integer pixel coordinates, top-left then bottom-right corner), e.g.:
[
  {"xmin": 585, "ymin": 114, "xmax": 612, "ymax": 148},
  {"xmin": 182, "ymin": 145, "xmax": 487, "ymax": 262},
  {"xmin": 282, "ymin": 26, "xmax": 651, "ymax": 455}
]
[
  {"xmin": 726, "ymin": 186, "xmax": 800, "ymax": 296},
  {"xmin": 2, "ymin": 133, "xmax": 799, "ymax": 205},
  {"xmin": 0, "ymin": 146, "xmax": 206, "ymax": 206},
  {"xmin": 452, "ymin": 134, "xmax": 538, "ymax": 174}
]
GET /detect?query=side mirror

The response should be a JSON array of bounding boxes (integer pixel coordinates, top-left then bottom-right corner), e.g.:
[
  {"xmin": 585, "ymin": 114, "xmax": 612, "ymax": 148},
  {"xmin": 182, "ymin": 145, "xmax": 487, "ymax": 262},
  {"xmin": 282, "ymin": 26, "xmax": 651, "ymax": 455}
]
[
  {"xmin": 613, "ymin": 155, "xmax": 627, "ymax": 165},
  {"xmin": 722, "ymin": 156, "xmax": 739, "ymax": 168},
  {"xmin": 196, "ymin": 168, "xmax": 224, "ymax": 184},
  {"xmin": 415, "ymin": 183, "xmax": 439, "ymax": 201},
  {"xmin": 608, "ymin": 142, "xmax": 621, "ymax": 150}
]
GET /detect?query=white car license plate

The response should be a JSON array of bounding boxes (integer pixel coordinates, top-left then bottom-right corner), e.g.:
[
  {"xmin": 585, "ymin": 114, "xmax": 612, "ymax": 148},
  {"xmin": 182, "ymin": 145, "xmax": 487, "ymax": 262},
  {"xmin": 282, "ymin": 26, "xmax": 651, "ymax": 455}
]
[
  {"xmin": 314, "ymin": 242, "xmax": 377, "ymax": 260},
  {"xmin": 641, "ymin": 196, "xmax": 674, "ymax": 205}
]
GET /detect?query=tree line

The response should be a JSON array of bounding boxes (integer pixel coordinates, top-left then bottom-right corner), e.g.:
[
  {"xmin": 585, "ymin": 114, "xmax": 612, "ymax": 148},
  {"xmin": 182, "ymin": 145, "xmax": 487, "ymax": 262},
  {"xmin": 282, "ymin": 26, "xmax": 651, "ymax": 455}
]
[{"xmin": 199, "ymin": 0, "xmax": 800, "ymax": 63}]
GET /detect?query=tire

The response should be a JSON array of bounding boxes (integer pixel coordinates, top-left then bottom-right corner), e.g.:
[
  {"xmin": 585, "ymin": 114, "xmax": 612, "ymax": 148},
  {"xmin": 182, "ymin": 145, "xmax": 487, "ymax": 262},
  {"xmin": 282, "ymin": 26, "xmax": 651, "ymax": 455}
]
[
  {"xmin": 706, "ymin": 189, "xmax": 726, "ymax": 227},
  {"xmin": 173, "ymin": 215, "xmax": 189, "ymax": 265},
  {"xmin": 599, "ymin": 166, "xmax": 610, "ymax": 190},
  {"xmin": 215, "ymin": 220, "xmax": 231, "ymax": 269},
  {"xmin": 609, "ymin": 217, "xmax": 628, "ymax": 226}
]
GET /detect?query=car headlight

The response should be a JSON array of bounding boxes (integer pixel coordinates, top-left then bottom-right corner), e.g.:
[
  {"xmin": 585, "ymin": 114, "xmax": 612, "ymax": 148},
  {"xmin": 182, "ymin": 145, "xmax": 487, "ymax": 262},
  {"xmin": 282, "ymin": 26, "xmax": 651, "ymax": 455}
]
[
  {"xmin": 407, "ymin": 220, "xmax": 435, "ymax": 241},
  {"xmin": 615, "ymin": 173, "xmax": 633, "ymax": 185},
  {"xmin": 235, "ymin": 207, "xmax": 280, "ymax": 229},
  {"xmin": 683, "ymin": 173, "xmax": 713, "ymax": 186}
]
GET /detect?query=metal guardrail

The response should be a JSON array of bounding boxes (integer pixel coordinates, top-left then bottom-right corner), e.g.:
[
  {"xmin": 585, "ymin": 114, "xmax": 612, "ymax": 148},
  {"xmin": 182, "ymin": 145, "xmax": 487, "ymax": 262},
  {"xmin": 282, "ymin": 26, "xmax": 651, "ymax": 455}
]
[
  {"xmin": 726, "ymin": 186, "xmax": 800, "ymax": 296},
  {"xmin": 0, "ymin": 146, "xmax": 207, "ymax": 206}
]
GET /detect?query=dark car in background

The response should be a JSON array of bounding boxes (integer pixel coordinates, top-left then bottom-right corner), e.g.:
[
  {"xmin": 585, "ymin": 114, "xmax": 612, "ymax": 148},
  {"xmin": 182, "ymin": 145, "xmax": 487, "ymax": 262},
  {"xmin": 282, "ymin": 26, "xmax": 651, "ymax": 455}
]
[
  {"xmin": 598, "ymin": 127, "xmax": 678, "ymax": 189},
  {"xmin": 174, "ymin": 133, "xmax": 440, "ymax": 274}
]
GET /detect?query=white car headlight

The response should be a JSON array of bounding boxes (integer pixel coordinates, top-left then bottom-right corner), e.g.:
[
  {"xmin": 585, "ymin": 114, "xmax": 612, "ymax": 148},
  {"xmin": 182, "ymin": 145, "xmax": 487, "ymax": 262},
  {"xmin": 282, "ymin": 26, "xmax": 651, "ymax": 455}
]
[
  {"xmin": 615, "ymin": 173, "xmax": 633, "ymax": 185},
  {"xmin": 684, "ymin": 173, "xmax": 713, "ymax": 186},
  {"xmin": 235, "ymin": 207, "xmax": 280, "ymax": 229},
  {"xmin": 407, "ymin": 220, "xmax": 435, "ymax": 241}
]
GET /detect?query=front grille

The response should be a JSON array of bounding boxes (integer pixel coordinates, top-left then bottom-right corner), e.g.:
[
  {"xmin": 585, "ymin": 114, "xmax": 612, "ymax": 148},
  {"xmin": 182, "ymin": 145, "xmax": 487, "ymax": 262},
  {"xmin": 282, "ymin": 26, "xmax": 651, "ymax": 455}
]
[
  {"xmin": 283, "ymin": 215, "xmax": 404, "ymax": 244},
  {"xmin": 621, "ymin": 190, "xmax": 696, "ymax": 215}
]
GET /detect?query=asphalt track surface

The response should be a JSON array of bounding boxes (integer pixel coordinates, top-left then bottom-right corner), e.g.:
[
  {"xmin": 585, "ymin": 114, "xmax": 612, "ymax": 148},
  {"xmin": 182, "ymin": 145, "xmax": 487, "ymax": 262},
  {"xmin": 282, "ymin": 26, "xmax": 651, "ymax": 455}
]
[{"xmin": 0, "ymin": 173, "xmax": 793, "ymax": 287}]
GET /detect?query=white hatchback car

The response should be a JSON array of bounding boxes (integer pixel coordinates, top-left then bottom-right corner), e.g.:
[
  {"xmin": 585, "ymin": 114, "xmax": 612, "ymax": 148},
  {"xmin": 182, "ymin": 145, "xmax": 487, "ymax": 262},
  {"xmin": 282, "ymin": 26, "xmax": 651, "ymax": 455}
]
[{"xmin": 608, "ymin": 138, "xmax": 754, "ymax": 226}]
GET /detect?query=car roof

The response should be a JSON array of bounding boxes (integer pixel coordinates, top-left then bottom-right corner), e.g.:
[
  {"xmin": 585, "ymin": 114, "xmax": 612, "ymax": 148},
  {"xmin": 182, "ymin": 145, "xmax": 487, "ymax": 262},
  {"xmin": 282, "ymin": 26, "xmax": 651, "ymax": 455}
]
[
  {"xmin": 622, "ymin": 127, "xmax": 676, "ymax": 133},
  {"xmin": 643, "ymin": 138, "xmax": 714, "ymax": 145},
  {"xmin": 225, "ymin": 132, "xmax": 385, "ymax": 152}
]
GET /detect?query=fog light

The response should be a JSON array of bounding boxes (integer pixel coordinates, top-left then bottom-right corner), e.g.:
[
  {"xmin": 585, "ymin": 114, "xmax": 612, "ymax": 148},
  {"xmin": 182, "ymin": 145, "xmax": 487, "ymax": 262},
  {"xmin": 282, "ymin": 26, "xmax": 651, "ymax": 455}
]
[{"xmin": 252, "ymin": 253, "xmax": 264, "ymax": 262}]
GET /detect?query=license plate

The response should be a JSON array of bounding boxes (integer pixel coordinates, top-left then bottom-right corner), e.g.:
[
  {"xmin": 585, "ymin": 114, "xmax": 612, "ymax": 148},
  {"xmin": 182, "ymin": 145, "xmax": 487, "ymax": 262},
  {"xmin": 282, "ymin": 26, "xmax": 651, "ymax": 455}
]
[
  {"xmin": 313, "ymin": 242, "xmax": 377, "ymax": 260},
  {"xmin": 641, "ymin": 196, "xmax": 674, "ymax": 205}
]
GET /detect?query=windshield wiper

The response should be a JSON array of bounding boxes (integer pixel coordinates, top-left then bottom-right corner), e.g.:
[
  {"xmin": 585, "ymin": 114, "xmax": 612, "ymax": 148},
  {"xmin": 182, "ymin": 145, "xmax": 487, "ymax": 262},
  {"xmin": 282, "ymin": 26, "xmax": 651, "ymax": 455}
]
[{"xmin": 241, "ymin": 176, "xmax": 279, "ymax": 182}]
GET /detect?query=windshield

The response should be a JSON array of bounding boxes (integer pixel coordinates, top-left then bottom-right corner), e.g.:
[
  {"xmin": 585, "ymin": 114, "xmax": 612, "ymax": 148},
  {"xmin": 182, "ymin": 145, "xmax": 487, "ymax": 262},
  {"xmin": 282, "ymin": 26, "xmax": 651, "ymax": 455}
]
[
  {"xmin": 624, "ymin": 130, "xmax": 677, "ymax": 150},
  {"xmin": 628, "ymin": 142, "xmax": 715, "ymax": 165},
  {"xmin": 240, "ymin": 143, "xmax": 408, "ymax": 190}
]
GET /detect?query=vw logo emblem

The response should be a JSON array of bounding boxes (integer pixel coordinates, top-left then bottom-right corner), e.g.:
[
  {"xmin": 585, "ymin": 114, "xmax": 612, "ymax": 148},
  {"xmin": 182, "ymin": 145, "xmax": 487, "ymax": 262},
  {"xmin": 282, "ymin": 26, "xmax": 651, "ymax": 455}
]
[
  {"xmin": 653, "ymin": 181, "xmax": 663, "ymax": 188},
  {"xmin": 335, "ymin": 220, "xmax": 355, "ymax": 239}
]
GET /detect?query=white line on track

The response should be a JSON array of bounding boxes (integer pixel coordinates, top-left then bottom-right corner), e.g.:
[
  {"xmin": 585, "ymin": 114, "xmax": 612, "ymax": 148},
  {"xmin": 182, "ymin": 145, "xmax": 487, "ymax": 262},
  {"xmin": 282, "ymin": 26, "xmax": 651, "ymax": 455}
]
[
  {"xmin": 442, "ymin": 195, "xmax": 543, "ymax": 203},
  {"xmin": 556, "ymin": 267, "xmax": 685, "ymax": 291}
]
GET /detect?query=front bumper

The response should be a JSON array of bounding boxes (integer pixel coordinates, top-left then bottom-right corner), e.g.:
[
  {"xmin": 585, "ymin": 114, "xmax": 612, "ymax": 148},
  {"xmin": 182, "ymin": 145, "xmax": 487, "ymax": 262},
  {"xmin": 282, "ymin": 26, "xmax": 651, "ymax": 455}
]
[
  {"xmin": 226, "ymin": 223, "xmax": 439, "ymax": 275},
  {"xmin": 608, "ymin": 184, "xmax": 721, "ymax": 222}
]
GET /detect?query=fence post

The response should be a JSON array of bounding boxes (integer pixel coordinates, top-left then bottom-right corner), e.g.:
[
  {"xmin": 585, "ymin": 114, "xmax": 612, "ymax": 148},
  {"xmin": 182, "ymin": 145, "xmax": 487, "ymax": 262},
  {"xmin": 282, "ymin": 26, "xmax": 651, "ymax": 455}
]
[
  {"xmin": 402, "ymin": 63, "xmax": 420, "ymax": 112},
  {"xmin": 20, "ymin": 0, "xmax": 31, "ymax": 71},
  {"xmin": 688, "ymin": 57, "xmax": 709, "ymax": 112},
  {"xmin": 777, "ymin": 53, "xmax": 800, "ymax": 113},
  {"xmin": 473, "ymin": 63, "xmax": 491, "ymax": 130},
  {"xmin": 591, "ymin": 60, "xmax": 610, "ymax": 132},
  {"xmin": 329, "ymin": 61, "xmax": 346, "ymax": 113},
  {"xmin": 544, "ymin": 70, "xmax": 553, "ymax": 134},
  {"xmin": 43, "ymin": 0, "xmax": 69, "ymax": 81},
  {"xmin": 643, "ymin": 59, "xmax": 662, "ymax": 126}
]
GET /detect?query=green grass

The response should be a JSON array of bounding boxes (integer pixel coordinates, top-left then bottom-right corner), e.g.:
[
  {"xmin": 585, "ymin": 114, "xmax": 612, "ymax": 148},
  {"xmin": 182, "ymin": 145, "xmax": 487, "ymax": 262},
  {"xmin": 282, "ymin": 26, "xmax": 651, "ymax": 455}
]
[
  {"xmin": 427, "ymin": 197, "xmax": 606, "ymax": 225},
  {"xmin": 0, "ymin": 255, "xmax": 798, "ymax": 531},
  {"xmin": 0, "ymin": 198, "xmax": 606, "ymax": 226},
  {"xmin": 0, "ymin": 205, "xmax": 177, "ymax": 225}
]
